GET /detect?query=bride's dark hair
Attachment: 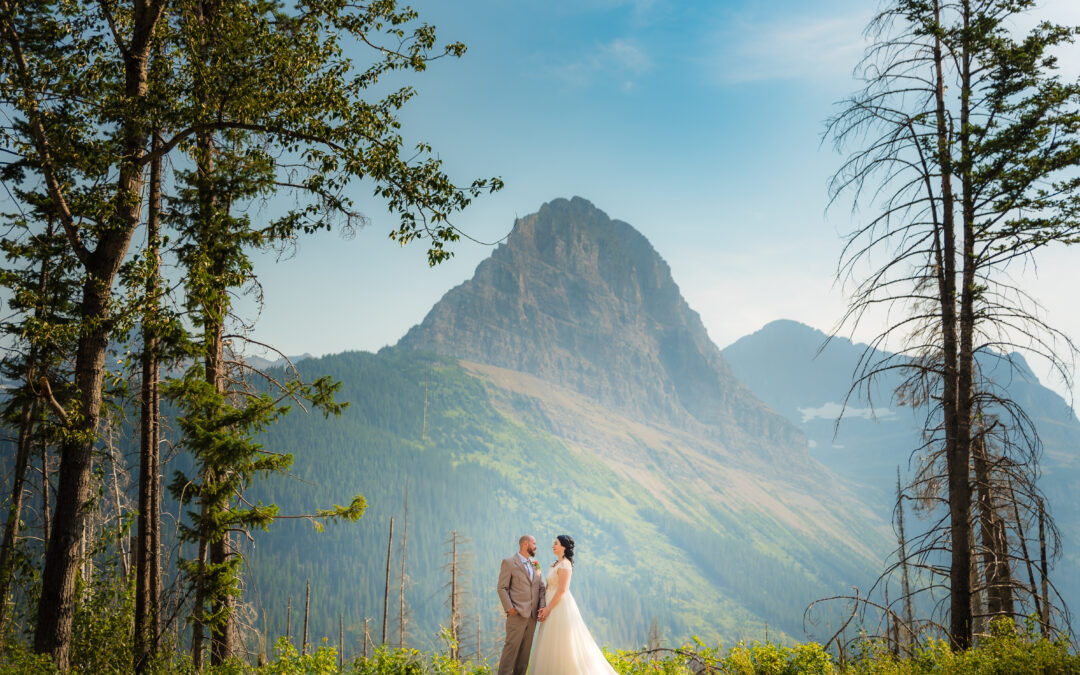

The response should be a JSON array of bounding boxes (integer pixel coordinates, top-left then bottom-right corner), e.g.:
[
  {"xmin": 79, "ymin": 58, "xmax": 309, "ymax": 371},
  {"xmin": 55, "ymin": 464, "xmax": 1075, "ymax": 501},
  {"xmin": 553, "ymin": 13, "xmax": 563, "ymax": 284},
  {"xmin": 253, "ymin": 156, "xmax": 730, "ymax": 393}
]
[{"xmin": 556, "ymin": 535, "xmax": 575, "ymax": 565}]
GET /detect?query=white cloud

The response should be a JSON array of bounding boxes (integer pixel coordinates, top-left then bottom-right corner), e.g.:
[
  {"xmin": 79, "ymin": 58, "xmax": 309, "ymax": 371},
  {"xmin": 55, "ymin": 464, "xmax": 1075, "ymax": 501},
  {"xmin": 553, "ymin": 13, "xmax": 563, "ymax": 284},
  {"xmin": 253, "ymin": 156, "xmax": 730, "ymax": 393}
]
[
  {"xmin": 603, "ymin": 38, "xmax": 652, "ymax": 74},
  {"xmin": 703, "ymin": 2, "xmax": 1080, "ymax": 86},
  {"xmin": 552, "ymin": 38, "xmax": 653, "ymax": 90},
  {"xmin": 705, "ymin": 11, "xmax": 872, "ymax": 85},
  {"xmin": 799, "ymin": 401, "xmax": 897, "ymax": 423}
]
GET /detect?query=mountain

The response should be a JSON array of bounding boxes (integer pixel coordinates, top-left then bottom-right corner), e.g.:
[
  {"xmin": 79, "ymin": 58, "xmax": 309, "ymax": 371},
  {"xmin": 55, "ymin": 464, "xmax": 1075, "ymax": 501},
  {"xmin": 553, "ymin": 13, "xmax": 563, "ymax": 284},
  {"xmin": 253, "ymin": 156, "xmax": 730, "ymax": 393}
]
[
  {"xmin": 721, "ymin": 318, "xmax": 1080, "ymax": 618},
  {"xmin": 399, "ymin": 196, "xmax": 805, "ymax": 462},
  {"xmin": 246, "ymin": 198, "xmax": 893, "ymax": 654},
  {"xmin": 243, "ymin": 352, "xmax": 313, "ymax": 372}
]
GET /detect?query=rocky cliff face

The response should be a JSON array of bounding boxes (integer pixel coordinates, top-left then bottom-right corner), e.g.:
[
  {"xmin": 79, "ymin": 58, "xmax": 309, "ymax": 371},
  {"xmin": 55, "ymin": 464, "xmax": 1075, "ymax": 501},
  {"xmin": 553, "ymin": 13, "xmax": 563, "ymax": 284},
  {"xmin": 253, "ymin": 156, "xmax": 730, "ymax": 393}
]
[{"xmin": 398, "ymin": 197, "xmax": 805, "ymax": 460}]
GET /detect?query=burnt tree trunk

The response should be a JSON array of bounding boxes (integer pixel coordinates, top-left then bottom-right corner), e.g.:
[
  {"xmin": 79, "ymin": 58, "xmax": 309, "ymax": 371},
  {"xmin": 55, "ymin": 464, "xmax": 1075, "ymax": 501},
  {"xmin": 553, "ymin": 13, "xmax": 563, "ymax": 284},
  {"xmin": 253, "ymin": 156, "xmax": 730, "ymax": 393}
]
[
  {"xmin": 302, "ymin": 579, "xmax": 310, "ymax": 655},
  {"xmin": 382, "ymin": 517, "xmax": 393, "ymax": 645},
  {"xmin": 399, "ymin": 491, "xmax": 408, "ymax": 648},
  {"xmin": 972, "ymin": 435, "xmax": 1014, "ymax": 621},
  {"xmin": 929, "ymin": 0, "xmax": 972, "ymax": 646},
  {"xmin": 1038, "ymin": 499, "xmax": 1051, "ymax": 636}
]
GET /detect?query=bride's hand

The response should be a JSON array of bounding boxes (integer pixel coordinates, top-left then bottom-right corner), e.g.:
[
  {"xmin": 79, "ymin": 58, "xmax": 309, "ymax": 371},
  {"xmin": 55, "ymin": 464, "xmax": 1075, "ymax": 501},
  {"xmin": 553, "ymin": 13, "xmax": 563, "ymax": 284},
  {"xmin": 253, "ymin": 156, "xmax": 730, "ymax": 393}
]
[{"xmin": 537, "ymin": 607, "xmax": 549, "ymax": 621}]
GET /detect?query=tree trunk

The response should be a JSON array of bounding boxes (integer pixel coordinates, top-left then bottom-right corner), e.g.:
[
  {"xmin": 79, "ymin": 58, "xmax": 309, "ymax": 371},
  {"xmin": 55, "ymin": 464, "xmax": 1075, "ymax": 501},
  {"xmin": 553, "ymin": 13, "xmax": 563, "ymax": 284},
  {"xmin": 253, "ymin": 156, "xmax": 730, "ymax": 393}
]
[
  {"xmin": 1009, "ymin": 482, "xmax": 1042, "ymax": 622},
  {"xmin": 952, "ymin": 0, "xmax": 978, "ymax": 649},
  {"xmin": 399, "ymin": 491, "xmax": 408, "ymax": 648},
  {"xmin": 929, "ymin": 0, "xmax": 972, "ymax": 648},
  {"xmin": 302, "ymin": 579, "xmax": 310, "ymax": 655},
  {"xmin": 0, "ymin": 399, "xmax": 38, "ymax": 634},
  {"xmin": 969, "ymin": 527, "xmax": 985, "ymax": 637},
  {"xmin": 41, "ymin": 443, "xmax": 50, "ymax": 552},
  {"xmin": 383, "ymin": 517, "xmax": 393, "ymax": 645},
  {"xmin": 0, "ymin": 220, "xmax": 52, "ymax": 631},
  {"xmin": 191, "ymin": 499, "xmax": 209, "ymax": 669},
  {"xmin": 36, "ymin": 277, "xmax": 123, "ymax": 667},
  {"xmin": 107, "ymin": 429, "xmax": 129, "ymax": 580},
  {"xmin": 135, "ymin": 128, "xmax": 164, "ymax": 672},
  {"xmin": 896, "ymin": 469, "xmax": 915, "ymax": 651},
  {"xmin": 1038, "ymin": 499, "xmax": 1051, "ymax": 636},
  {"xmin": 450, "ymin": 530, "xmax": 459, "ymax": 661},
  {"xmin": 973, "ymin": 436, "xmax": 1010, "ymax": 621}
]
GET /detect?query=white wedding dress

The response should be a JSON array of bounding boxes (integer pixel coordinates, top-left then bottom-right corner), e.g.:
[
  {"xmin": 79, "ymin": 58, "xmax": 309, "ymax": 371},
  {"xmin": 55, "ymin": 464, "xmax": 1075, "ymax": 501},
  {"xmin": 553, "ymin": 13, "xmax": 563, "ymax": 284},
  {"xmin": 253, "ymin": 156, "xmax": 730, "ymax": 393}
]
[{"xmin": 528, "ymin": 559, "xmax": 618, "ymax": 674}]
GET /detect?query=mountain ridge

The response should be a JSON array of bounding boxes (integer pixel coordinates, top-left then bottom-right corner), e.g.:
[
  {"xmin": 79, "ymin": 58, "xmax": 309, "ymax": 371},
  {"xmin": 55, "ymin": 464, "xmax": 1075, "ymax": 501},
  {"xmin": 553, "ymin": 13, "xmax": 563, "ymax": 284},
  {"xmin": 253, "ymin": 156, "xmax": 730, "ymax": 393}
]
[{"xmin": 399, "ymin": 196, "xmax": 807, "ymax": 465}]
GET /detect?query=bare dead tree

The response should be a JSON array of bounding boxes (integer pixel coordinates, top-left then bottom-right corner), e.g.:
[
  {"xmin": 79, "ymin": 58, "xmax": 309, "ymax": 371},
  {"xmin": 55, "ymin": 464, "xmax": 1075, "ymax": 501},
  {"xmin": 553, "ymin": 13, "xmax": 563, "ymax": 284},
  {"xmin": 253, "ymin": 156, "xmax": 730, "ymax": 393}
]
[
  {"xmin": 421, "ymin": 370, "xmax": 430, "ymax": 442},
  {"xmin": 398, "ymin": 489, "xmax": 409, "ymax": 648},
  {"xmin": 450, "ymin": 530, "xmax": 460, "ymax": 661},
  {"xmin": 383, "ymin": 517, "xmax": 393, "ymax": 645},
  {"xmin": 1039, "ymin": 499, "xmax": 1051, "ymax": 635},
  {"xmin": 443, "ymin": 530, "xmax": 475, "ymax": 661},
  {"xmin": 825, "ymin": 0, "xmax": 1080, "ymax": 650},
  {"xmin": 303, "ymin": 578, "xmax": 310, "ymax": 655},
  {"xmin": 896, "ymin": 468, "xmax": 915, "ymax": 650},
  {"xmin": 810, "ymin": 397, "xmax": 1072, "ymax": 654}
]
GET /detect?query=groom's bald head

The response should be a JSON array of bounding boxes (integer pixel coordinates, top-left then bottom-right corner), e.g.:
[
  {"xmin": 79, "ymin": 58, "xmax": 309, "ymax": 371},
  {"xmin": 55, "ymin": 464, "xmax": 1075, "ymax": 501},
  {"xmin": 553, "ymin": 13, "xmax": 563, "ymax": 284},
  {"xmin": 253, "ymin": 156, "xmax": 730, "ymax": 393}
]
[{"xmin": 518, "ymin": 535, "xmax": 537, "ymax": 557}]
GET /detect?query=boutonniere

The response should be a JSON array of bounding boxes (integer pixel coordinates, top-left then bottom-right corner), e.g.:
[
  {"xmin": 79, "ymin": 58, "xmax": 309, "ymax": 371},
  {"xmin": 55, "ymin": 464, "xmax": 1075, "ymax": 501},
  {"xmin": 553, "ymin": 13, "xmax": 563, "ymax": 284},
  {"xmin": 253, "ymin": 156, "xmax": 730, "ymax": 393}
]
[{"xmin": 529, "ymin": 559, "xmax": 540, "ymax": 572}]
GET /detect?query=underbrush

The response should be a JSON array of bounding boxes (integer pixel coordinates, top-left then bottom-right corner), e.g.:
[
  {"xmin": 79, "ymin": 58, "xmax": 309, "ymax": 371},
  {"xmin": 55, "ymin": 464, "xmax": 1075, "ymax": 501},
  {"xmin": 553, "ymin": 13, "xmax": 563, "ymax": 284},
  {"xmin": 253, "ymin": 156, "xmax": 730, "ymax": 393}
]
[{"xmin": 1, "ymin": 618, "xmax": 1075, "ymax": 673}]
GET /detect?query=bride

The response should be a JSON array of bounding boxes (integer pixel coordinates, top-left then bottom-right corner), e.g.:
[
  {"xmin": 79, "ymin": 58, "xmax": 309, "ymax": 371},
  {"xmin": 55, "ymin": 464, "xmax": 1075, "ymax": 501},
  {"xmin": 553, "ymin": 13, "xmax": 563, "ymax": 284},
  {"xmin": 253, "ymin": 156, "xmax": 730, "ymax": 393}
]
[{"xmin": 528, "ymin": 535, "xmax": 618, "ymax": 674}]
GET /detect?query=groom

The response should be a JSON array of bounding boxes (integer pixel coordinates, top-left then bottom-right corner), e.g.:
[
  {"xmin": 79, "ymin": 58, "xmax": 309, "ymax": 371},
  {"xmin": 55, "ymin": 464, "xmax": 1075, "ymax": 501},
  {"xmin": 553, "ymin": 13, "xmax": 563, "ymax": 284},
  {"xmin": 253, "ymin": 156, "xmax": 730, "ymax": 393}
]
[{"xmin": 496, "ymin": 534, "xmax": 546, "ymax": 675}]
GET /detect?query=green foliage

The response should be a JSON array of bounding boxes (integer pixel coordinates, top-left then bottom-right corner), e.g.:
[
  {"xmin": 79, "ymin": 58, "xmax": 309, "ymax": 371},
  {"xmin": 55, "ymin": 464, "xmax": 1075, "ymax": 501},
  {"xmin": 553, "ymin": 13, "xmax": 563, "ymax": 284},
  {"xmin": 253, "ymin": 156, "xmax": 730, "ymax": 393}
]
[
  {"xmin": 346, "ymin": 644, "xmax": 489, "ymax": 675},
  {"xmin": 607, "ymin": 640, "xmax": 835, "ymax": 675},
  {"xmin": 603, "ymin": 624, "xmax": 1078, "ymax": 675},
  {"xmin": 2, "ymin": 608, "xmax": 1076, "ymax": 674},
  {"xmin": 0, "ymin": 642, "xmax": 60, "ymax": 675},
  {"xmin": 69, "ymin": 567, "xmax": 135, "ymax": 674},
  {"xmin": 899, "ymin": 619, "xmax": 1079, "ymax": 675}
]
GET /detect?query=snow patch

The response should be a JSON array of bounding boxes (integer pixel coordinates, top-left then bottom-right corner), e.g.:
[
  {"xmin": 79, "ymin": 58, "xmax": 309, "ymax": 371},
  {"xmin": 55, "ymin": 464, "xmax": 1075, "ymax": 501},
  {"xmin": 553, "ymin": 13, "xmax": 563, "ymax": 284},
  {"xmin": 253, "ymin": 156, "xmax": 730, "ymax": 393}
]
[{"xmin": 798, "ymin": 401, "xmax": 897, "ymax": 423}]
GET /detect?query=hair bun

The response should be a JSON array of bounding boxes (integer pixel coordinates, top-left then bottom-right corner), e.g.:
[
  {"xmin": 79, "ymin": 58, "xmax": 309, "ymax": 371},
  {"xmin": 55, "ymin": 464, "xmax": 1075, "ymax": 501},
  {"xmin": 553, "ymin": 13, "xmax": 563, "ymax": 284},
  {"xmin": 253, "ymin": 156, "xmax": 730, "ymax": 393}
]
[{"xmin": 556, "ymin": 534, "xmax": 576, "ymax": 565}]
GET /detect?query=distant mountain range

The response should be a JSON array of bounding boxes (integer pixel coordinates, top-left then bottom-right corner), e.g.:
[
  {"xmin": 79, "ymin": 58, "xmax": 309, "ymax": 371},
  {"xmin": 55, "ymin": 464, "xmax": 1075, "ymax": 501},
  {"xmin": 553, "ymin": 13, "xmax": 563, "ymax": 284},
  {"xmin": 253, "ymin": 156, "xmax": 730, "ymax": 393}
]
[{"xmin": 721, "ymin": 318, "xmax": 1080, "ymax": 617}]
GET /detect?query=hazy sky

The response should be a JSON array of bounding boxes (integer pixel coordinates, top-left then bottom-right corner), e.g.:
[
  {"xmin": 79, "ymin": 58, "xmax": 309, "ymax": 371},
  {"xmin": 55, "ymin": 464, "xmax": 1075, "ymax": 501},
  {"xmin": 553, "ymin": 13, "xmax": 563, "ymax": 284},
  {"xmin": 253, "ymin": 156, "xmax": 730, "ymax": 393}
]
[{"xmin": 245, "ymin": 0, "xmax": 1080, "ymax": 405}]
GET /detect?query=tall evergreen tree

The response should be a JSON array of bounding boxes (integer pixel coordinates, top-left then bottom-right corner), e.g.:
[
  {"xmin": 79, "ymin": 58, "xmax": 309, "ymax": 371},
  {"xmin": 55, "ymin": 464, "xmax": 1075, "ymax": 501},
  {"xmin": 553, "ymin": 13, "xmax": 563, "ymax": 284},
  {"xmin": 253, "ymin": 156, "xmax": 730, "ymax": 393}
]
[{"xmin": 1, "ymin": 0, "xmax": 499, "ymax": 666}]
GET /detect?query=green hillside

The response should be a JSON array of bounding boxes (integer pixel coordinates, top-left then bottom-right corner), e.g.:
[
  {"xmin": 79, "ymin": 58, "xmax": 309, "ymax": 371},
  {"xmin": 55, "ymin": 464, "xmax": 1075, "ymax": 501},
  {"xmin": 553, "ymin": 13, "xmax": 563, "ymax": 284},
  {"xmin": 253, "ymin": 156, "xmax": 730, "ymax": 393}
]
[{"xmin": 244, "ymin": 347, "xmax": 885, "ymax": 658}]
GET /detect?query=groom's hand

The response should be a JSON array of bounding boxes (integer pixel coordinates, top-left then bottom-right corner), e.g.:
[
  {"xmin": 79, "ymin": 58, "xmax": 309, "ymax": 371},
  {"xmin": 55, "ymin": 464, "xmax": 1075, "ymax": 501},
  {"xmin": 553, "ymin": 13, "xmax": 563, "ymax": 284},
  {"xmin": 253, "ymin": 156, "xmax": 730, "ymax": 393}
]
[{"xmin": 507, "ymin": 608, "xmax": 518, "ymax": 616}]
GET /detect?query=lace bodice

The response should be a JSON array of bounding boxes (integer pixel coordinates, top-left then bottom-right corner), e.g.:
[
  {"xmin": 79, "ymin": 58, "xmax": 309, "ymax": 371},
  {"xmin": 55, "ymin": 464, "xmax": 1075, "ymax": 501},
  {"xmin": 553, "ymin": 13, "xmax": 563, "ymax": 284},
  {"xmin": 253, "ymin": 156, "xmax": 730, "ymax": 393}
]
[{"xmin": 544, "ymin": 558, "xmax": 572, "ymax": 600}]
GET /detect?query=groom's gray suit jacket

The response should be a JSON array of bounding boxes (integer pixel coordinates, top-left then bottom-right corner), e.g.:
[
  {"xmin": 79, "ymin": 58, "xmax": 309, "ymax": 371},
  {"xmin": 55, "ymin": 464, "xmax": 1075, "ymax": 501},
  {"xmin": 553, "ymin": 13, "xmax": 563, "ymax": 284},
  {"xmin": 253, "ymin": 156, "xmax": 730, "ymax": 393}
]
[{"xmin": 497, "ymin": 555, "xmax": 546, "ymax": 619}]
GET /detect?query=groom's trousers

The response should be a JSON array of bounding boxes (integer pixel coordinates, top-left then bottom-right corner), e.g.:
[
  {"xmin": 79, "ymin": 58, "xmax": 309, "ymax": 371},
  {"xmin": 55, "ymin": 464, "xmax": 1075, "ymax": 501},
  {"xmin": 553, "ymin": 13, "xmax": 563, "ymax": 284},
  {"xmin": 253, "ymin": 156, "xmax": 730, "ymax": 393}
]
[{"xmin": 498, "ymin": 613, "xmax": 537, "ymax": 675}]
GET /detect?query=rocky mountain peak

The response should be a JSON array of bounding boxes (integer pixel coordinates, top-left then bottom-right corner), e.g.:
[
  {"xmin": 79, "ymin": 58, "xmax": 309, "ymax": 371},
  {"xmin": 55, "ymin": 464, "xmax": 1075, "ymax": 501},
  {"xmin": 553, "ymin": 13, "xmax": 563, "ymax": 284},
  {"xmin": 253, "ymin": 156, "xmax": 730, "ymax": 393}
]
[{"xmin": 398, "ymin": 197, "xmax": 806, "ymax": 457}]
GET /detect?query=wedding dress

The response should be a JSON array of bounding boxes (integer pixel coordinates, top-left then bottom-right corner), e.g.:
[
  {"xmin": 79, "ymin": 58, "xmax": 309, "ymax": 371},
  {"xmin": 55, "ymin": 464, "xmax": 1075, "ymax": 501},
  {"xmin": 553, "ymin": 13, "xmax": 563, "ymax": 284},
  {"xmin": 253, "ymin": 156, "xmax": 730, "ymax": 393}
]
[{"xmin": 527, "ymin": 559, "xmax": 618, "ymax": 674}]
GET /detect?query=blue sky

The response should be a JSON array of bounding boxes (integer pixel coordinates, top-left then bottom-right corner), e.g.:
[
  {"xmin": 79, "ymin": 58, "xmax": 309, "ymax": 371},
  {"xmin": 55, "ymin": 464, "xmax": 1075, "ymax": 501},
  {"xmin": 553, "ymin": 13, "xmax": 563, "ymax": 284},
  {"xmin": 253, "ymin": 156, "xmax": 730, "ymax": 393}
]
[{"xmin": 247, "ymin": 0, "xmax": 1080, "ymax": 404}]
